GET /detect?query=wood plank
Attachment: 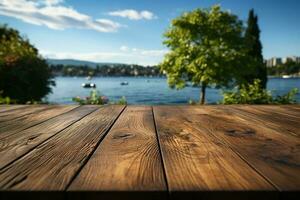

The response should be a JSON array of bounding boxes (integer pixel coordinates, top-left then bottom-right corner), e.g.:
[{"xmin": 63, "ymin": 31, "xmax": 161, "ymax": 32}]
[
  {"xmin": 0, "ymin": 105, "xmax": 98, "ymax": 169},
  {"xmin": 267, "ymin": 105, "xmax": 300, "ymax": 118},
  {"xmin": 0, "ymin": 105, "xmax": 124, "ymax": 190},
  {"xmin": 192, "ymin": 106, "xmax": 300, "ymax": 191},
  {"xmin": 0, "ymin": 105, "xmax": 28, "ymax": 113},
  {"xmin": 153, "ymin": 106, "xmax": 274, "ymax": 197},
  {"xmin": 282, "ymin": 105, "xmax": 300, "ymax": 112},
  {"xmin": 0, "ymin": 105, "xmax": 78, "ymax": 139},
  {"xmin": 239, "ymin": 105, "xmax": 300, "ymax": 118},
  {"xmin": 230, "ymin": 105, "xmax": 300, "ymax": 138},
  {"xmin": 69, "ymin": 106, "xmax": 167, "ymax": 200},
  {"xmin": 0, "ymin": 105, "xmax": 50, "ymax": 123}
]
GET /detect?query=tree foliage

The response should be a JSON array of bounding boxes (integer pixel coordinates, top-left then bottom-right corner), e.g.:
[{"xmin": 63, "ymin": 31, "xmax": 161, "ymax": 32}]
[
  {"xmin": 160, "ymin": 5, "xmax": 246, "ymax": 104},
  {"xmin": 240, "ymin": 9, "xmax": 267, "ymax": 88},
  {"xmin": 0, "ymin": 24, "xmax": 55, "ymax": 103}
]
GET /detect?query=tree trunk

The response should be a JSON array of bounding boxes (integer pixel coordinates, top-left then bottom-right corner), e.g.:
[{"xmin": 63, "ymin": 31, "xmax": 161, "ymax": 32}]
[{"xmin": 200, "ymin": 82, "xmax": 207, "ymax": 105}]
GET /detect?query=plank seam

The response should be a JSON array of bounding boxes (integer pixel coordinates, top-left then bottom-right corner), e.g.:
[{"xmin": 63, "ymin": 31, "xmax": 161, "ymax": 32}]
[
  {"xmin": 200, "ymin": 109, "xmax": 281, "ymax": 191},
  {"xmin": 0, "ymin": 105, "xmax": 100, "ymax": 171},
  {"xmin": 220, "ymin": 140, "xmax": 281, "ymax": 191},
  {"xmin": 0, "ymin": 106, "xmax": 80, "ymax": 140},
  {"xmin": 64, "ymin": 105, "xmax": 127, "ymax": 191},
  {"xmin": 151, "ymin": 106, "xmax": 170, "ymax": 199}
]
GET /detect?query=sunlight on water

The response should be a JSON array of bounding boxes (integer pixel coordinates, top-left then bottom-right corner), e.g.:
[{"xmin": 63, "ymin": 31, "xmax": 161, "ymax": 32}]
[{"xmin": 46, "ymin": 77, "xmax": 300, "ymax": 105}]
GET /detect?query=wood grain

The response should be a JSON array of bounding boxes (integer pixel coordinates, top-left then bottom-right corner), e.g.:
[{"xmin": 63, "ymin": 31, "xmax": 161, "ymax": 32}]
[
  {"xmin": 0, "ymin": 105, "xmax": 98, "ymax": 169},
  {"xmin": 0, "ymin": 105, "xmax": 78, "ymax": 139},
  {"xmin": 0, "ymin": 105, "xmax": 49, "ymax": 123},
  {"xmin": 69, "ymin": 106, "xmax": 167, "ymax": 195},
  {"xmin": 0, "ymin": 105, "xmax": 124, "ymax": 190},
  {"xmin": 0, "ymin": 105, "xmax": 28, "ymax": 113},
  {"xmin": 0, "ymin": 105, "xmax": 299, "ymax": 198},
  {"xmin": 153, "ymin": 106, "xmax": 274, "ymax": 193},
  {"xmin": 266, "ymin": 105, "xmax": 300, "ymax": 118},
  {"xmin": 230, "ymin": 105, "xmax": 300, "ymax": 137},
  {"xmin": 192, "ymin": 106, "xmax": 300, "ymax": 190}
]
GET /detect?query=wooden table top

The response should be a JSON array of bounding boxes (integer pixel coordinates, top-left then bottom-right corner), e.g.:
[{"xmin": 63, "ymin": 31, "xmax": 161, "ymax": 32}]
[{"xmin": 0, "ymin": 105, "xmax": 299, "ymax": 199}]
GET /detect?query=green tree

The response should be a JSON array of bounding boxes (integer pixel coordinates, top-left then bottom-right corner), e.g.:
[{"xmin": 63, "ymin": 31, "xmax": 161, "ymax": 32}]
[
  {"xmin": 0, "ymin": 24, "xmax": 55, "ymax": 103},
  {"xmin": 160, "ymin": 5, "xmax": 246, "ymax": 104},
  {"xmin": 242, "ymin": 9, "xmax": 267, "ymax": 88}
]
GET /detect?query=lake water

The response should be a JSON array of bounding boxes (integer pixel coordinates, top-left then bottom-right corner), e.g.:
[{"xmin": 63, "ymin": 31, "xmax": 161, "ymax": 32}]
[{"xmin": 46, "ymin": 77, "xmax": 300, "ymax": 104}]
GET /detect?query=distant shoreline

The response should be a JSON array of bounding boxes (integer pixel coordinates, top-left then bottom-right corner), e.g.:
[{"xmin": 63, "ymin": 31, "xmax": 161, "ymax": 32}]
[
  {"xmin": 52, "ymin": 75, "xmax": 300, "ymax": 79},
  {"xmin": 268, "ymin": 75, "xmax": 300, "ymax": 78}
]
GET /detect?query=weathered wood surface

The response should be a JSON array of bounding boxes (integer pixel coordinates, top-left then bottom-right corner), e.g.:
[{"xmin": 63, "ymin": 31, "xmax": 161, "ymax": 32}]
[
  {"xmin": 153, "ymin": 106, "xmax": 274, "ymax": 193},
  {"xmin": 0, "ymin": 105, "xmax": 98, "ymax": 169},
  {"xmin": 0, "ymin": 105, "xmax": 299, "ymax": 199},
  {"xmin": 0, "ymin": 105, "xmax": 78, "ymax": 138},
  {"xmin": 0, "ymin": 105, "xmax": 124, "ymax": 190},
  {"xmin": 0, "ymin": 105, "xmax": 50, "ymax": 123},
  {"xmin": 69, "ymin": 106, "xmax": 167, "ymax": 193},
  {"xmin": 196, "ymin": 106, "xmax": 300, "ymax": 190},
  {"xmin": 0, "ymin": 105, "xmax": 28, "ymax": 113}
]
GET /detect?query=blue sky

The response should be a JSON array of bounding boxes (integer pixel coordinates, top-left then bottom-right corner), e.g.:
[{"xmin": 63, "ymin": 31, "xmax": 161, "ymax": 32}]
[{"xmin": 0, "ymin": 0, "xmax": 299, "ymax": 65}]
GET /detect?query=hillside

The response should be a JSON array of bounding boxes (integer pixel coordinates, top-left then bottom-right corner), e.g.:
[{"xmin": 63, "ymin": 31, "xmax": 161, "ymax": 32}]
[{"xmin": 46, "ymin": 59, "xmax": 121, "ymax": 68}]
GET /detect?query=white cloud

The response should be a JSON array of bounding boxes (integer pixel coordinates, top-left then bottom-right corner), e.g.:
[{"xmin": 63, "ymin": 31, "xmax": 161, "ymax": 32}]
[
  {"xmin": 43, "ymin": 0, "xmax": 64, "ymax": 6},
  {"xmin": 41, "ymin": 47, "xmax": 168, "ymax": 66},
  {"xmin": 120, "ymin": 45, "xmax": 129, "ymax": 51},
  {"xmin": 108, "ymin": 9, "xmax": 156, "ymax": 20},
  {"xmin": 0, "ymin": 0, "xmax": 122, "ymax": 32}
]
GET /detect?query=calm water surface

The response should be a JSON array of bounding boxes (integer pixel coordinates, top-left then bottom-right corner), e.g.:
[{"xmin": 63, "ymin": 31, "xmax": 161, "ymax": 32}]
[{"xmin": 46, "ymin": 77, "xmax": 300, "ymax": 104}]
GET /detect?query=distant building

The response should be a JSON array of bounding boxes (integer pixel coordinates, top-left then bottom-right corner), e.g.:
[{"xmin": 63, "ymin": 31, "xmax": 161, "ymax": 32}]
[
  {"xmin": 266, "ymin": 57, "xmax": 282, "ymax": 67},
  {"xmin": 282, "ymin": 56, "xmax": 300, "ymax": 64},
  {"xmin": 266, "ymin": 56, "xmax": 300, "ymax": 67}
]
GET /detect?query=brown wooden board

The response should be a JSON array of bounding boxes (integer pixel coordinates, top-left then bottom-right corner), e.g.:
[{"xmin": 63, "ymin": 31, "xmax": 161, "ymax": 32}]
[
  {"xmin": 0, "ymin": 105, "xmax": 50, "ymax": 123},
  {"xmin": 264, "ymin": 105, "xmax": 300, "ymax": 118},
  {"xmin": 69, "ymin": 106, "xmax": 167, "ymax": 199},
  {"xmin": 0, "ymin": 105, "xmax": 99, "ymax": 169},
  {"xmin": 0, "ymin": 105, "xmax": 124, "ymax": 191},
  {"xmin": 0, "ymin": 105, "xmax": 29, "ymax": 113},
  {"xmin": 0, "ymin": 105, "xmax": 78, "ymax": 138},
  {"xmin": 153, "ymin": 106, "xmax": 275, "ymax": 199},
  {"xmin": 230, "ymin": 105, "xmax": 300, "ymax": 137},
  {"xmin": 192, "ymin": 106, "xmax": 300, "ymax": 191}
]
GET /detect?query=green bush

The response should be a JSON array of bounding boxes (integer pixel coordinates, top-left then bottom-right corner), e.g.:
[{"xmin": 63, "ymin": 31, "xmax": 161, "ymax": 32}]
[
  {"xmin": 72, "ymin": 90, "xmax": 109, "ymax": 105},
  {"xmin": 115, "ymin": 96, "xmax": 127, "ymax": 105},
  {"xmin": 0, "ymin": 24, "xmax": 55, "ymax": 103},
  {"xmin": 0, "ymin": 91, "xmax": 16, "ymax": 104},
  {"xmin": 222, "ymin": 79, "xmax": 298, "ymax": 104},
  {"xmin": 72, "ymin": 90, "xmax": 127, "ymax": 105},
  {"xmin": 188, "ymin": 99, "xmax": 197, "ymax": 105},
  {"xmin": 273, "ymin": 88, "xmax": 298, "ymax": 104}
]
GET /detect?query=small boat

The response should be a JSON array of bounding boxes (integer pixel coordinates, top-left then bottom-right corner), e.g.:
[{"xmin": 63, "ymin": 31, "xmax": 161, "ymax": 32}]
[
  {"xmin": 82, "ymin": 83, "xmax": 96, "ymax": 88},
  {"xmin": 282, "ymin": 75, "xmax": 292, "ymax": 79},
  {"xmin": 120, "ymin": 81, "xmax": 129, "ymax": 86}
]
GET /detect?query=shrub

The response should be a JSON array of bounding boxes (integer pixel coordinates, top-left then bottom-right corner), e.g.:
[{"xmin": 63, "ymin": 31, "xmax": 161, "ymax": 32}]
[
  {"xmin": 72, "ymin": 90, "xmax": 127, "ymax": 105},
  {"xmin": 0, "ymin": 91, "xmax": 16, "ymax": 104},
  {"xmin": 273, "ymin": 88, "xmax": 298, "ymax": 104},
  {"xmin": 72, "ymin": 90, "xmax": 109, "ymax": 105},
  {"xmin": 115, "ymin": 96, "xmax": 127, "ymax": 105},
  {"xmin": 222, "ymin": 79, "xmax": 298, "ymax": 104}
]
